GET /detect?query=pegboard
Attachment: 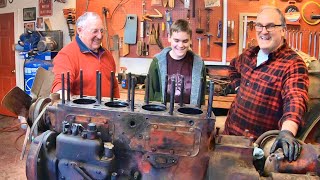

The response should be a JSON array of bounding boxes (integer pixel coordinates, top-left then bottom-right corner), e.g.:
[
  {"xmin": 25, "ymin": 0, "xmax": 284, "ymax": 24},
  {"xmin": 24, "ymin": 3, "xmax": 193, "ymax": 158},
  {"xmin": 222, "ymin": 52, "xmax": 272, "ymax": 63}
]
[{"xmin": 76, "ymin": 0, "xmax": 320, "ymax": 62}]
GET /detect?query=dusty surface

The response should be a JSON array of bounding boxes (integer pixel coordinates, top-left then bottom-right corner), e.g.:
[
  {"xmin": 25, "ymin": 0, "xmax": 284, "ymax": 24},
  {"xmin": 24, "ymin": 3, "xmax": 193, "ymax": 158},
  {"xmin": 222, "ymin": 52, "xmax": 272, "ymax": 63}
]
[{"xmin": 0, "ymin": 115, "xmax": 27, "ymax": 180}]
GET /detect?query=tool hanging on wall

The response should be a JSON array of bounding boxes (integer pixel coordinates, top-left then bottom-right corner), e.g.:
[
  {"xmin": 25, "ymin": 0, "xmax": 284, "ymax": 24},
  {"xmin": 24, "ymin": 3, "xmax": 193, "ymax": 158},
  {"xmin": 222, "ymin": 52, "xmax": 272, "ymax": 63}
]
[
  {"xmin": 124, "ymin": 14, "xmax": 138, "ymax": 44},
  {"xmin": 149, "ymin": 24, "xmax": 157, "ymax": 45},
  {"xmin": 110, "ymin": 35, "xmax": 120, "ymax": 73},
  {"xmin": 197, "ymin": 37, "xmax": 203, "ymax": 57},
  {"xmin": 102, "ymin": 7, "xmax": 110, "ymax": 50},
  {"xmin": 155, "ymin": 23, "xmax": 164, "ymax": 49},
  {"xmin": 205, "ymin": 34, "xmax": 212, "ymax": 57},
  {"xmin": 230, "ymin": 20, "xmax": 235, "ymax": 41},
  {"xmin": 217, "ymin": 20, "xmax": 222, "ymax": 38},
  {"xmin": 301, "ymin": 1, "xmax": 320, "ymax": 25},
  {"xmin": 151, "ymin": 0, "xmax": 162, "ymax": 6},
  {"xmin": 313, "ymin": 32, "xmax": 318, "ymax": 58},
  {"xmin": 196, "ymin": 8, "xmax": 204, "ymax": 34},
  {"xmin": 168, "ymin": 0, "xmax": 175, "ymax": 8},
  {"xmin": 205, "ymin": 9, "xmax": 212, "ymax": 33},
  {"xmin": 163, "ymin": 0, "xmax": 168, "ymax": 7},
  {"xmin": 63, "ymin": 8, "xmax": 76, "ymax": 41},
  {"xmin": 165, "ymin": 10, "xmax": 173, "ymax": 37},
  {"xmin": 184, "ymin": 0, "xmax": 190, "ymax": 20},
  {"xmin": 204, "ymin": 0, "xmax": 220, "ymax": 8},
  {"xmin": 142, "ymin": 9, "xmax": 163, "ymax": 21},
  {"xmin": 308, "ymin": 32, "xmax": 313, "ymax": 56}
]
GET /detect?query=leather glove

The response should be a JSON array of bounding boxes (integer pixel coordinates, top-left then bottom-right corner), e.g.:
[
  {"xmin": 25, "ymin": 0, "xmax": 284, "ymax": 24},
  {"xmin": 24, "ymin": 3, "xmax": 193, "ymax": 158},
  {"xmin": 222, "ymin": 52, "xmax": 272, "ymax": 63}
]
[{"xmin": 270, "ymin": 130, "xmax": 301, "ymax": 162}]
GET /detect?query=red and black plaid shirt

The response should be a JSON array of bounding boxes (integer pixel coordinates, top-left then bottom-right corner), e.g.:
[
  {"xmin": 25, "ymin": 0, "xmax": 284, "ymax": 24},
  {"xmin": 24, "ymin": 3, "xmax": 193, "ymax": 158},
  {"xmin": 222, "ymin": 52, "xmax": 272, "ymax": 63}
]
[{"xmin": 224, "ymin": 42, "xmax": 309, "ymax": 139}]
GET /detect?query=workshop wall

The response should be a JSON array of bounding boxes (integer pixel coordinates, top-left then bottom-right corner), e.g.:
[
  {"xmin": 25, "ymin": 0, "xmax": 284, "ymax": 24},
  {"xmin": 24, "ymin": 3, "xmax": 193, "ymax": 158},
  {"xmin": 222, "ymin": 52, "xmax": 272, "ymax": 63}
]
[{"xmin": 76, "ymin": 0, "xmax": 320, "ymax": 63}]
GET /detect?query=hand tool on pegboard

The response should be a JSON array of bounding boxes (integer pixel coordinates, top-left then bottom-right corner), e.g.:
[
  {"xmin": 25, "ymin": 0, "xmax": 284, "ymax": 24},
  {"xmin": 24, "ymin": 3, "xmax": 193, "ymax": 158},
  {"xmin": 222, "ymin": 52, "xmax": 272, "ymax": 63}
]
[
  {"xmin": 156, "ymin": 23, "xmax": 164, "ymax": 49},
  {"xmin": 102, "ymin": 7, "xmax": 110, "ymax": 50},
  {"xmin": 205, "ymin": 8, "xmax": 212, "ymax": 33},
  {"xmin": 165, "ymin": 10, "xmax": 173, "ymax": 37},
  {"xmin": 308, "ymin": 32, "xmax": 313, "ymax": 56},
  {"xmin": 163, "ymin": 0, "xmax": 168, "ymax": 7},
  {"xmin": 168, "ymin": 0, "xmax": 175, "ymax": 8},
  {"xmin": 227, "ymin": 20, "xmax": 231, "ymax": 40},
  {"xmin": 137, "ymin": 0, "xmax": 146, "ymax": 56},
  {"xmin": 301, "ymin": 1, "xmax": 320, "ymax": 25},
  {"xmin": 196, "ymin": 8, "xmax": 204, "ymax": 34},
  {"xmin": 151, "ymin": 0, "xmax": 162, "ymax": 6},
  {"xmin": 63, "ymin": 8, "xmax": 76, "ymax": 41},
  {"xmin": 119, "ymin": 37, "xmax": 128, "ymax": 56},
  {"xmin": 192, "ymin": 0, "xmax": 195, "ymax": 18},
  {"xmin": 204, "ymin": 34, "xmax": 212, "ymax": 57},
  {"xmin": 230, "ymin": 20, "xmax": 235, "ymax": 42},
  {"xmin": 217, "ymin": 20, "xmax": 222, "ymax": 38},
  {"xmin": 149, "ymin": 23, "xmax": 157, "ymax": 45},
  {"xmin": 313, "ymin": 32, "xmax": 318, "ymax": 58},
  {"xmin": 184, "ymin": 0, "xmax": 190, "ymax": 20},
  {"xmin": 197, "ymin": 37, "xmax": 203, "ymax": 57},
  {"xmin": 205, "ymin": 0, "xmax": 220, "ymax": 8},
  {"xmin": 124, "ymin": 14, "xmax": 138, "ymax": 44},
  {"xmin": 110, "ymin": 35, "xmax": 120, "ymax": 73},
  {"xmin": 299, "ymin": 31, "xmax": 303, "ymax": 51},
  {"xmin": 142, "ymin": 9, "xmax": 163, "ymax": 21}
]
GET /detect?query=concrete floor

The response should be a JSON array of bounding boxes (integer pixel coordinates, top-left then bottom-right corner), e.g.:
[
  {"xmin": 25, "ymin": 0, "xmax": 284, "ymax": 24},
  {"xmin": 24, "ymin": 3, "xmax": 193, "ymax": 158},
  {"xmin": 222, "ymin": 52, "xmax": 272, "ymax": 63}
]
[{"xmin": 0, "ymin": 115, "xmax": 27, "ymax": 180}]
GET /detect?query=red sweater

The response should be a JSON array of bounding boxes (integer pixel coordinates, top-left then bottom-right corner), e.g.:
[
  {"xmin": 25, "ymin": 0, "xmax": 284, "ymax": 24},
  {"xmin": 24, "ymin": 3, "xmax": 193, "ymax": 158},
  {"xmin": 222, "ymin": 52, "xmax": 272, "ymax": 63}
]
[{"xmin": 51, "ymin": 39, "xmax": 120, "ymax": 98}]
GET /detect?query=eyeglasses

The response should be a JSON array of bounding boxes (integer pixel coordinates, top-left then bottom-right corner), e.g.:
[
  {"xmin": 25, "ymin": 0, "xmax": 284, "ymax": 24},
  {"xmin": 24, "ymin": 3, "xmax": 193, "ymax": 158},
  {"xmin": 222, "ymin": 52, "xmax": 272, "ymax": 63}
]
[
  {"xmin": 254, "ymin": 24, "xmax": 283, "ymax": 32},
  {"xmin": 83, "ymin": 28, "xmax": 104, "ymax": 35}
]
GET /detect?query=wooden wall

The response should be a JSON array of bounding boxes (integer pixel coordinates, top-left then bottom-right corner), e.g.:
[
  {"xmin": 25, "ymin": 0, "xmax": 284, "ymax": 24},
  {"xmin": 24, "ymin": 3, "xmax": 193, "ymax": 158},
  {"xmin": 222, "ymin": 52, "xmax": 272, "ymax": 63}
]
[{"xmin": 76, "ymin": 0, "xmax": 320, "ymax": 62}]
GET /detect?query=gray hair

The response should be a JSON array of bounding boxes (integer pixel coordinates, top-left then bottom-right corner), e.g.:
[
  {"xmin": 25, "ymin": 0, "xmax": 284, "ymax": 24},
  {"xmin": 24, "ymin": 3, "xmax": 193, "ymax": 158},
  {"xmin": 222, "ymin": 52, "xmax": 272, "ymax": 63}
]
[
  {"xmin": 258, "ymin": 6, "xmax": 286, "ymax": 28},
  {"xmin": 76, "ymin": 12, "xmax": 101, "ymax": 28}
]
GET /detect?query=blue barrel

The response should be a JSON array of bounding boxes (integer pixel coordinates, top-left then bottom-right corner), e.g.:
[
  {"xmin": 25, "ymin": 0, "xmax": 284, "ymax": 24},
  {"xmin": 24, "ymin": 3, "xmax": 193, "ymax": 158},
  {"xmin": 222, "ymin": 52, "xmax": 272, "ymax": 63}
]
[{"xmin": 24, "ymin": 58, "xmax": 53, "ymax": 95}]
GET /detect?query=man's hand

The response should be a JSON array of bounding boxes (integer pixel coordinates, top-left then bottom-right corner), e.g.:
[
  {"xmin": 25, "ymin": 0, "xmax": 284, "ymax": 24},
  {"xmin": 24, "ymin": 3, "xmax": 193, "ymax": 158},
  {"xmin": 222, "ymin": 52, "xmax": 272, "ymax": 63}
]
[{"xmin": 270, "ymin": 130, "xmax": 301, "ymax": 162}]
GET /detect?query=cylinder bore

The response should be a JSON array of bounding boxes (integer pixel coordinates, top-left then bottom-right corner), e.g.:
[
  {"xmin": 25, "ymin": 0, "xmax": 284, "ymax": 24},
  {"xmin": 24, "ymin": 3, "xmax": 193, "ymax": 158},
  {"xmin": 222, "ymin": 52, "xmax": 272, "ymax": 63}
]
[
  {"xmin": 178, "ymin": 107, "xmax": 203, "ymax": 115},
  {"xmin": 142, "ymin": 104, "xmax": 167, "ymax": 112},
  {"xmin": 73, "ymin": 98, "xmax": 96, "ymax": 104},
  {"xmin": 105, "ymin": 101, "xmax": 129, "ymax": 108}
]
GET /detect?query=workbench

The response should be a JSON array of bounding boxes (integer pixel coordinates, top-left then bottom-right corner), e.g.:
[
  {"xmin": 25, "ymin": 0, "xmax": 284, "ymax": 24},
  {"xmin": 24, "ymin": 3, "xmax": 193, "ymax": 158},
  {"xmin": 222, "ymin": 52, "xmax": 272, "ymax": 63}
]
[{"xmin": 119, "ymin": 87, "xmax": 235, "ymax": 109}]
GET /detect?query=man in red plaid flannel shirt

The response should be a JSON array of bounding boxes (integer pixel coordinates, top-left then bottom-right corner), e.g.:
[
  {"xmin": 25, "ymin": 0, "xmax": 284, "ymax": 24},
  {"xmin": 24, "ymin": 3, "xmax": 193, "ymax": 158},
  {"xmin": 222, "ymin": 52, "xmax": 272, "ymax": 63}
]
[{"xmin": 223, "ymin": 6, "xmax": 309, "ymax": 162}]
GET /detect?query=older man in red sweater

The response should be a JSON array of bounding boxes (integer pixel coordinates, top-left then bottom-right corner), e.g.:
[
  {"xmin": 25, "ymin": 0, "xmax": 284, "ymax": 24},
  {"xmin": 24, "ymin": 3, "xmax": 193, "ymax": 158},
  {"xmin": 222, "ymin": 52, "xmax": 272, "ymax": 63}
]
[{"xmin": 51, "ymin": 12, "xmax": 119, "ymax": 98}]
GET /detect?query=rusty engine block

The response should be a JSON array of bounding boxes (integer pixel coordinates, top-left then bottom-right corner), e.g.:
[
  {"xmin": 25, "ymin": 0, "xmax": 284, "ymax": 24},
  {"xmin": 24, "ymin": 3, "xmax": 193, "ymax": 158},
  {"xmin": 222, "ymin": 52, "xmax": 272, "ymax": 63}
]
[{"xmin": 7, "ymin": 71, "xmax": 319, "ymax": 180}]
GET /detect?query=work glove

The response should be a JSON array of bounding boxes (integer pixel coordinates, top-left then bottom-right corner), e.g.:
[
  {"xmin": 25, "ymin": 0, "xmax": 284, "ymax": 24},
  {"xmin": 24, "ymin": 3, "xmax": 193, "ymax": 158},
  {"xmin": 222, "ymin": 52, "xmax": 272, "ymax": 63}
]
[
  {"xmin": 270, "ymin": 130, "xmax": 301, "ymax": 162},
  {"xmin": 223, "ymin": 84, "xmax": 238, "ymax": 96}
]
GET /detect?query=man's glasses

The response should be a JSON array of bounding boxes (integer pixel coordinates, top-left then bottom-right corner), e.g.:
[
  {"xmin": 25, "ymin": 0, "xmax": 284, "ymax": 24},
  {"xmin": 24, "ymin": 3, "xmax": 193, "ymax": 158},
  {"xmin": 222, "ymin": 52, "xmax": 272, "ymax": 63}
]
[{"xmin": 254, "ymin": 24, "xmax": 283, "ymax": 32}]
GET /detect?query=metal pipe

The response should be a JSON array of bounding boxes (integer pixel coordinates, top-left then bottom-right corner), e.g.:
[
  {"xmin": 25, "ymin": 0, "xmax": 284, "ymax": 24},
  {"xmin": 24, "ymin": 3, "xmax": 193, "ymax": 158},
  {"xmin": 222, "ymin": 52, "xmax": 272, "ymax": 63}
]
[
  {"xmin": 97, "ymin": 72, "xmax": 101, "ymax": 104},
  {"xmin": 80, "ymin": 69, "xmax": 83, "ymax": 98},
  {"xmin": 61, "ymin": 73, "xmax": 65, "ymax": 104},
  {"xmin": 163, "ymin": 75, "xmax": 168, "ymax": 106},
  {"xmin": 145, "ymin": 74, "xmax": 150, "ymax": 104},
  {"xmin": 110, "ymin": 71, "xmax": 114, "ymax": 102},
  {"xmin": 127, "ymin": 73, "xmax": 132, "ymax": 102},
  {"xmin": 96, "ymin": 70, "xmax": 99, "ymax": 100},
  {"xmin": 179, "ymin": 76, "xmax": 185, "ymax": 107},
  {"xmin": 206, "ymin": 80, "xmax": 214, "ymax": 118},
  {"xmin": 67, "ymin": 71, "xmax": 70, "ymax": 101},
  {"xmin": 169, "ymin": 77, "xmax": 175, "ymax": 115},
  {"xmin": 197, "ymin": 77, "xmax": 203, "ymax": 108},
  {"xmin": 130, "ymin": 76, "xmax": 136, "ymax": 112}
]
